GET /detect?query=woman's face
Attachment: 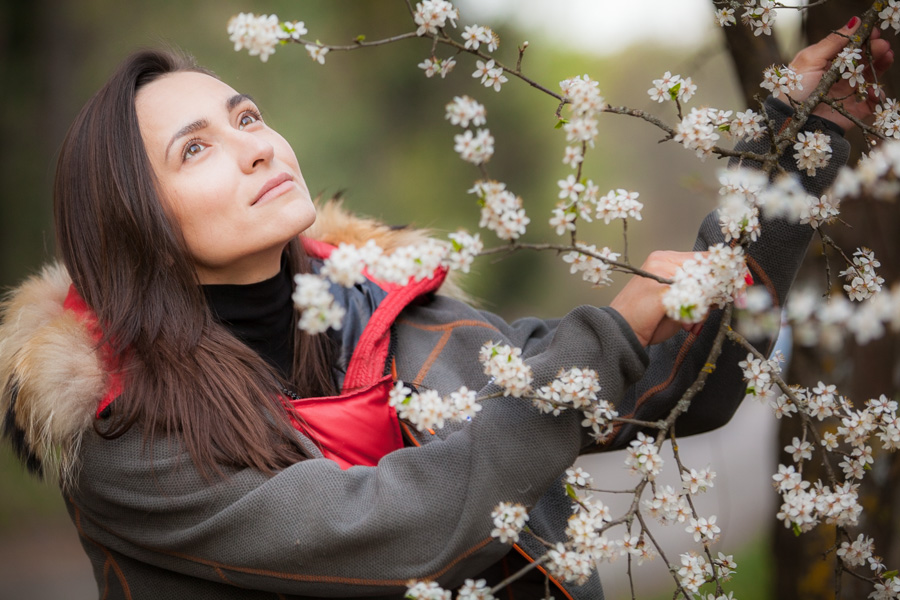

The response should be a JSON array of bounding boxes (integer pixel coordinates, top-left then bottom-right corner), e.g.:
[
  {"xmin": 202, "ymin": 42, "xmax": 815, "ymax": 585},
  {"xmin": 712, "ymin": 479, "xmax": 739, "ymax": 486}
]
[{"xmin": 136, "ymin": 71, "xmax": 315, "ymax": 284}]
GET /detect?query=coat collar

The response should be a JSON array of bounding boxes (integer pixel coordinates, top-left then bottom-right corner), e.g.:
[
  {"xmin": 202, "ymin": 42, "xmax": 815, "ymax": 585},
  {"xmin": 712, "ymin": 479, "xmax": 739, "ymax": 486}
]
[{"xmin": 0, "ymin": 201, "xmax": 463, "ymax": 487}]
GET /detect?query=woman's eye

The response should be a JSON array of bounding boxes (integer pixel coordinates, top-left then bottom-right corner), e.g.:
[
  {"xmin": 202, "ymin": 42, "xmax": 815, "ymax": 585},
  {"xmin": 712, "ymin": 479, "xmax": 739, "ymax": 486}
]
[
  {"xmin": 182, "ymin": 140, "xmax": 207, "ymax": 161},
  {"xmin": 239, "ymin": 111, "xmax": 261, "ymax": 130}
]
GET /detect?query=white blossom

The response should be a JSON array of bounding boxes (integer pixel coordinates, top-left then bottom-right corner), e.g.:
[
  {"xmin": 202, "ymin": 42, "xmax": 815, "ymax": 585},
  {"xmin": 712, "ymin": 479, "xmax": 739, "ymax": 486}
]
[
  {"xmin": 490, "ymin": 502, "xmax": 529, "ymax": 543},
  {"xmin": 445, "ymin": 96, "xmax": 486, "ymax": 128},
  {"xmin": 293, "ymin": 274, "xmax": 345, "ymax": 334},
  {"xmin": 413, "ymin": 0, "xmax": 458, "ymax": 36},
  {"xmin": 761, "ymin": 64, "xmax": 803, "ymax": 98},
  {"xmin": 305, "ymin": 43, "xmax": 329, "ymax": 65}
]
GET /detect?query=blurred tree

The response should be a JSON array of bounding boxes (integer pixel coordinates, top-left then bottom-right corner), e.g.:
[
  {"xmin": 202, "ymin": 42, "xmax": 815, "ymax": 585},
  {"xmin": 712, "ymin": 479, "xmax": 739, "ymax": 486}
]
[{"xmin": 712, "ymin": 0, "xmax": 900, "ymax": 596}]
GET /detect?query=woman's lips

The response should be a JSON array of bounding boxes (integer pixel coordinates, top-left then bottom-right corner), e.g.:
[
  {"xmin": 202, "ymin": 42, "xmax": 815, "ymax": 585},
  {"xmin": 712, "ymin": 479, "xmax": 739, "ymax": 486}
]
[{"xmin": 253, "ymin": 173, "xmax": 294, "ymax": 206}]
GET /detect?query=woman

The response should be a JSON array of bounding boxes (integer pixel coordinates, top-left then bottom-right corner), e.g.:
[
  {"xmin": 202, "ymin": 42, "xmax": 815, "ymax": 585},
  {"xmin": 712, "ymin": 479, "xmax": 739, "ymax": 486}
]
[{"xmin": 0, "ymin": 18, "xmax": 891, "ymax": 600}]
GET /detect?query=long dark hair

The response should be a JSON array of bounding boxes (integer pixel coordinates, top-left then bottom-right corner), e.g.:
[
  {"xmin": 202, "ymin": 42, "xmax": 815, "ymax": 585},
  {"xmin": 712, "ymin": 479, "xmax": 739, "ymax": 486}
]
[{"xmin": 54, "ymin": 49, "xmax": 336, "ymax": 476}]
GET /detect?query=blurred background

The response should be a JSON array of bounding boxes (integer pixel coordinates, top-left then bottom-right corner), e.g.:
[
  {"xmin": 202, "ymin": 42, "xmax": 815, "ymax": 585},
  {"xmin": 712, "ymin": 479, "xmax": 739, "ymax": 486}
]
[{"xmin": 1, "ymin": 1, "xmax": 897, "ymax": 598}]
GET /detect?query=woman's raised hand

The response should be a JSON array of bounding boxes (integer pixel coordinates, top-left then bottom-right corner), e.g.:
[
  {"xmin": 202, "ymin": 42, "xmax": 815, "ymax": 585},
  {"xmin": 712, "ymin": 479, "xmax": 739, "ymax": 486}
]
[
  {"xmin": 790, "ymin": 17, "xmax": 894, "ymax": 130},
  {"xmin": 609, "ymin": 251, "xmax": 706, "ymax": 348}
]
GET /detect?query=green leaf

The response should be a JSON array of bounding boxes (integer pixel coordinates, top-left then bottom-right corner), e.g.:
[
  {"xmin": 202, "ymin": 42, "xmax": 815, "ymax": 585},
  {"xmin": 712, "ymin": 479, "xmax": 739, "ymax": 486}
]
[
  {"xmin": 668, "ymin": 81, "xmax": 681, "ymax": 101},
  {"xmin": 792, "ymin": 522, "xmax": 802, "ymax": 537},
  {"xmin": 883, "ymin": 570, "xmax": 898, "ymax": 580},
  {"xmin": 555, "ymin": 119, "xmax": 569, "ymax": 129},
  {"xmin": 355, "ymin": 34, "xmax": 366, "ymax": 42},
  {"xmin": 565, "ymin": 483, "xmax": 579, "ymax": 501}
]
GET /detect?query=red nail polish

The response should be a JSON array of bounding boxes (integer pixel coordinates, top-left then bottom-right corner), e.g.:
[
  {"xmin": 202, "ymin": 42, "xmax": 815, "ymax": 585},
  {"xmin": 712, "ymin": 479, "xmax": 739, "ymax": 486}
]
[
  {"xmin": 744, "ymin": 272, "xmax": 754, "ymax": 286},
  {"xmin": 847, "ymin": 16, "xmax": 860, "ymax": 29}
]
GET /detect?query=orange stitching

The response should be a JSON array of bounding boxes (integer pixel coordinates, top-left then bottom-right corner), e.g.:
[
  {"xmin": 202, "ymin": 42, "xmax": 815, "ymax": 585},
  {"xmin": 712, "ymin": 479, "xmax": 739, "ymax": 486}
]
[
  {"xmin": 71, "ymin": 498, "xmax": 133, "ymax": 600},
  {"xmin": 102, "ymin": 558, "xmax": 110, "ymax": 600},
  {"xmin": 511, "ymin": 544, "xmax": 574, "ymax": 600},
  {"xmin": 631, "ymin": 336, "xmax": 696, "ymax": 415},
  {"xmin": 396, "ymin": 318, "xmax": 499, "ymax": 332},
  {"xmin": 413, "ymin": 330, "xmax": 452, "ymax": 385},
  {"xmin": 214, "ymin": 565, "xmax": 232, "ymax": 584}
]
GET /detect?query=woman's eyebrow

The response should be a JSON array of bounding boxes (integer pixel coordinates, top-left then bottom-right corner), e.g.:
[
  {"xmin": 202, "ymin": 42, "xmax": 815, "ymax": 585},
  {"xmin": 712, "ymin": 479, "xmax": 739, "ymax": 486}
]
[
  {"xmin": 165, "ymin": 119, "xmax": 209, "ymax": 161},
  {"xmin": 227, "ymin": 93, "xmax": 256, "ymax": 111},
  {"xmin": 163, "ymin": 94, "xmax": 257, "ymax": 161}
]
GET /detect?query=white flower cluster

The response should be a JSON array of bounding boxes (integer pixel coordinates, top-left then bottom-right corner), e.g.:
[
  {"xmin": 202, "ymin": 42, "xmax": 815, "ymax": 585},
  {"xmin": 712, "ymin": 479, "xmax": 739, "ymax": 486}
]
[
  {"xmin": 533, "ymin": 367, "xmax": 600, "ymax": 412},
  {"xmin": 454, "ymin": 129, "xmax": 494, "ymax": 165},
  {"xmin": 418, "ymin": 56, "xmax": 456, "ymax": 79},
  {"xmin": 874, "ymin": 99, "xmax": 900, "ymax": 140},
  {"xmin": 682, "ymin": 465, "xmax": 716, "ymax": 494},
  {"xmin": 227, "ymin": 13, "xmax": 307, "ymax": 62},
  {"xmin": 559, "ymin": 74, "xmax": 605, "ymax": 149},
  {"xmin": 678, "ymin": 551, "xmax": 712, "ymax": 593},
  {"xmin": 717, "ymin": 169, "xmax": 766, "ymax": 242},
  {"xmin": 456, "ymin": 579, "xmax": 495, "ymax": 600},
  {"xmin": 461, "ymin": 24, "xmax": 498, "ymax": 51},
  {"xmin": 561, "ymin": 244, "xmax": 621, "ymax": 288},
  {"xmin": 446, "ymin": 95, "xmax": 494, "ymax": 165},
  {"xmin": 834, "ymin": 140, "xmax": 900, "ymax": 201},
  {"xmin": 470, "ymin": 180, "xmax": 530, "ymax": 240},
  {"xmin": 479, "ymin": 342, "xmax": 533, "ymax": 397},
  {"xmin": 551, "ymin": 176, "xmax": 600, "ymax": 235},
  {"xmin": 413, "ymin": 0, "xmax": 458, "ymax": 36},
  {"xmin": 841, "ymin": 247, "xmax": 884, "ymax": 302},
  {"xmin": 472, "ymin": 59, "xmax": 508, "ymax": 92},
  {"xmin": 729, "ymin": 109, "xmax": 766, "ymax": 140},
  {"xmin": 531, "ymin": 369, "xmax": 618, "ymax": 442},
  {"xmin": 445, "ymin": 231, "xmax": 483, "ymax": 273},
  {"xmin": 784, "ymin": 284, "xmax": 900, "ymax": 349},
  {"xmin": 388, "ymin": 382, "xmax": 482, "ymax": 432},
  {"xmin": 369, "ymin": 239, "xmax": 447, "ymax": 285},
  {"xmin": 714, "ymin": 8, "xmax": 737, "ymax": 28},
  {"xmin": 880, "ymin": 0, "xmax": 900, "ymax": 33},
  {"xmin": 742, "ymin": 0, "xmax": 777, "ymax": 36},
  {"xmin": 838, "ymin": 534, "xmax": 875, "ymax": 568},
  {"xmin": 775, "ymin": 480, "xmax": 863, "ymax": 533},
  {"xmin": 761, "ymin": 64, "xmax": 803, "ymax": 99},
  {"xmin": 595, "ymin": 189, "xmax": 643, "ymax": 224},
  {"xmin": 738, "ymin": 352, "xmax": 783, "ymax": 401},
  {"xmin": 793, "ymin": 131, "xmax": 832, "ymax": 176},
  {"xmin": 647, "ymin": 71, "xmax": 696, "ymax": 104},
  {"xmin": 490, "ymin": 501, "xmax": 529, "ymax": 543},
  {"xmin": 643, "ymin": 485, "xmax": 692, "ymax": 525},
  {"xmin": 757, "ymin": 174, "xmax": 831, "ymax": 225},
  {"xmin": 686, "ymin": 515, "xmax": 721, "ymax": 543},
  {"xmin": 625, "ymin": 432, "xmax": 664, "ymax": 480},
  {"xmin": 674, "ymin": 107, "xmax": 722, "ymax": 159},
  {"xmin": 662, "ymin": 244, "xmax": 749, "ymax": 324},
  {"xmin": 405, "ymin": 579, "xmax": 496, "ymax": 600},
  {"xmin": 546, "ymin": 543, "xmax": 596, "ymax": 585},
  {"xmin": 445, "ymin": 96, "xmax": 486, "ymax": 128},
  {"xmin": 292, "ymin": 274, "xmax": 346, "ymax": 334},
  {"xmin": 836, "ymin": 47, "xmax": 866, "ymax": 88}
]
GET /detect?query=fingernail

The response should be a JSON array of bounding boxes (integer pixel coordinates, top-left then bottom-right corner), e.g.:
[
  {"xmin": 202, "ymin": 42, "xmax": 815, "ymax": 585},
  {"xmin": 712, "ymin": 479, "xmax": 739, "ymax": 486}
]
[
  {"xmin": 847, "ymin": 16, "xmax": 860, "ymax": 29},
  {"xmin": 744, "ymin": 272, "xmax": 754, "ymax": 286}
]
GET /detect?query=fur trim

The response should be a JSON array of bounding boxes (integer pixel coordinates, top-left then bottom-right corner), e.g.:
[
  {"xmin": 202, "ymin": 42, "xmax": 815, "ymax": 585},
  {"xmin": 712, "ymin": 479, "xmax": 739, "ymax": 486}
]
[
  {"xmin": 0, "ymin": 201, "xmax": 468, "ymax": 487},
  {"xmin": 307, "ymin": 200, "xmax": 469, "ymax": 303},
  {"xmin": 0, "ymin": 263, "xmax": 105, "ymax": 488}
]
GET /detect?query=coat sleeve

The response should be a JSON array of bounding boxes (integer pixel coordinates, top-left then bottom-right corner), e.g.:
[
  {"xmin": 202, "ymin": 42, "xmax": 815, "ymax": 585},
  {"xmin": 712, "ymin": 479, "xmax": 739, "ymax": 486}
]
[
  {"xmin": 68, "ymin": 302, "xmax": 647, "ymax": 596},
  {"xmin": 596, "ymin": 97, "xmax": 850, "ymax": 449}
]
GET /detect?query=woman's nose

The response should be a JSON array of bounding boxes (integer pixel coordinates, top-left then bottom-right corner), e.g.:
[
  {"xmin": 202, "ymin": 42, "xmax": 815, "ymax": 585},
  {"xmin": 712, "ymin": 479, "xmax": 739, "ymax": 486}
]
[{"xmin": 235, "ymin": 130, "xmax": 275, "ymax": 172}]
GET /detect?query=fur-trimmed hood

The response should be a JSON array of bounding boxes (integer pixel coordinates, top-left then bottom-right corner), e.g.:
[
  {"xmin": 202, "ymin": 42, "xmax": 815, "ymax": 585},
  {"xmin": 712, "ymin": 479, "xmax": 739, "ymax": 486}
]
[{"xmin": 0, "ymin": 201, "xmax": 462, "ymax": 488}]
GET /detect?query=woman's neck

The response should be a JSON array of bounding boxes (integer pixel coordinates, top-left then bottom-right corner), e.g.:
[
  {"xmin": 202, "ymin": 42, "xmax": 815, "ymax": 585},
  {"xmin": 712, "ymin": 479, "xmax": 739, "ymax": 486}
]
[{"xmin": 202, "ymin": 259, "xmax": 294, "ymax": 378}]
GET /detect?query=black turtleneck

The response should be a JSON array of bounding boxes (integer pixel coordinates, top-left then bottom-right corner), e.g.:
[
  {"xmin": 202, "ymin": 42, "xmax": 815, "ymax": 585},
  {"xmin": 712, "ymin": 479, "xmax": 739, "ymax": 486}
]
[{"xmin": 202, "ymin": 262, "xmax": 294, "ymax": 379}]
